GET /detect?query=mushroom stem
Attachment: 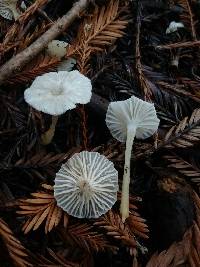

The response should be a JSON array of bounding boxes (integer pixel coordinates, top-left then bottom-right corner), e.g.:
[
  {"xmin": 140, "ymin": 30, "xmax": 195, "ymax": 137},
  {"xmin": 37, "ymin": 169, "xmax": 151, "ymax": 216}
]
[
  {"xmin": 120, "ymin": 124, "xmax": 136, "ymax": 223},
  {"xmin": 41, "ymin": 115, "xmax": 59, "ymax": 145}
]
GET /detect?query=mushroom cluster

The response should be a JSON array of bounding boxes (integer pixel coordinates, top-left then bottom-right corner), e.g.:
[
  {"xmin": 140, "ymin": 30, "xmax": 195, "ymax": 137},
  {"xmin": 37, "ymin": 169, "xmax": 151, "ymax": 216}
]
[
  {"xmin": 24, "ymin": 55, "xmax": 160, "ymax": 220},
  {"xmin": 54, "ymin": 151, "xmax": 118, "ymax": 218},
  {"xmin": 106, "ymin": 96, "xmax": 159, "ymax": 222}
]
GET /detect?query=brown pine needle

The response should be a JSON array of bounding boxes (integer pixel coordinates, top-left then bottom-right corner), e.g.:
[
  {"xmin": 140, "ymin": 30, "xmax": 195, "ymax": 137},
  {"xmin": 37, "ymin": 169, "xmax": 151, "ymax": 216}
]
[{"xmin": 17, "ymin": 185, "xmax": 69, "ymax": 234}]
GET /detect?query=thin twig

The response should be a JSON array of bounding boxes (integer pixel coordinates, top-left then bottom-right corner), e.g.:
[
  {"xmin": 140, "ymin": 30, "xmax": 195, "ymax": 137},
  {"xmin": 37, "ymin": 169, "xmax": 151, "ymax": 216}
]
[
  {"xmin": 135, "ymin": 1, "xmax": 152, "ymax": 100},
  {"xmin": 24, "ymin": 0, "xmax": 53, "ymax": 23},
  {"xmin": 156, "ymin": 40, "xmax": 200, "ymax": 50},
  {"xmin": 0, "ymin": 0, "xmax": 90, "ymax": 85},
  {"xmin": 186, "ymin": 0, "xmax": 197, "ymax": 40}
]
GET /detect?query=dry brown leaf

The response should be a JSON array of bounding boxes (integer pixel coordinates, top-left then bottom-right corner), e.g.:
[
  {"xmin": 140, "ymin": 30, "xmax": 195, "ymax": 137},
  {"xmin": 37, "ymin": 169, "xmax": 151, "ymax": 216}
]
[
  {"xmin": 164, "ymin": 153, "xmax": 200, "ymax": 190},
  {"xmin": 6, "ymin": 54, "xmax": 60, "ymax": 86},
  {"xmin": 127, "ymin": 214, "xmax": 149, "ymax": 240},
  {"xmin": 67, "ymin": 0, "xmax": 129, "ymax": 73},
  {"xmin": 17, "ymin": 184, "xmax": 69, "ymax": 234},
  {"xmin": 1, "ymin": 0, "xmax": 49, "ymax": 57},
  {"xmin": 59, "ymin": 222, "xmax": 117, "ymax": 253},
  {"xmin": 162, "ymin": 109, "xmax": 200, "ymax": 149},
  {"xmin": 94, "ymin": 210, "xmax": 136, "ymax": 247},
  {"xmin": 0, "ymin": 217, "xmax": 32, "ymax": 267}
]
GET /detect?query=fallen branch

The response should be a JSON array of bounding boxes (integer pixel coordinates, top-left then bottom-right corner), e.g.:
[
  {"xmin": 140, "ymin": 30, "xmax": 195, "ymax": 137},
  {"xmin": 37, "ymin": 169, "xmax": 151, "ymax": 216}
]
[
  {"xmin": 0, "ymin": 0, "xmax": 90, "ymax": 85},
  {"xmin": 156, "ymin": 40, "xmax": 200, "ymax": 50}
]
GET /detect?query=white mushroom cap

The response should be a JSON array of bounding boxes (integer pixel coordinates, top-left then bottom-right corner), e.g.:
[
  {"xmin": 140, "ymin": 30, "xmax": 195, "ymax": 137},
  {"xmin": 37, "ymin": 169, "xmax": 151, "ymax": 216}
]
[
  {"xmin": 46, "ymin": 40, "xmax": 68, "ymax": 59},
  {"xmin": 166, "ymin": 21, "xmax": 184, "ymax": 34},
  {"xmin": 106, "ymin": 96, "xmax": 160, "ymax": 142},
  {"xmin": 24, "ymin": 70, "xmax": 92, "ymax": 116},
  {"xmin": 54, "ymin": 151, "xmax": 118, "ymax": 218},
  {"xmin": 0, "ymin": 0, "xmax": 20, "ymax": 20}
]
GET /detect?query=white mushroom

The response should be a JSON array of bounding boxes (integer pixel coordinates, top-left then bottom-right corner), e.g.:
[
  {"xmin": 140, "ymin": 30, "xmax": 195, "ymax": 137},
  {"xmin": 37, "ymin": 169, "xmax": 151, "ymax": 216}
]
[
  {"xmin": 0, "ymin": 0, "xmax": 20, "ymax": 20},
  {"xmin": 166, "ymin": 21, "xmax": 184, "ymax": 34},
  {"xmin": 46, "ymin": 40, "xmax": 76, "ymax": 72},
  {"xmin": 54, "ymin": 151, "xmax": 118, "ymax": 218},
  {"xmin": 106, "ymin": 96, "xmax": 159, "ymax": 222},
  {"xmin": 24, "ymin": 70, "xmax": 92, "ymax": 145},
  {"xmin": 46, "ymin": 40, "xmax": 68, "ymax": 59}
]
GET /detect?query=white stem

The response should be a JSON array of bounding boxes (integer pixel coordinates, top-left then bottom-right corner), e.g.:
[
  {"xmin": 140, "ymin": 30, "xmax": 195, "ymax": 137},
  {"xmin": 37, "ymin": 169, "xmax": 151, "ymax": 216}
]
[
  {"xmin": 120, "ymin": 124, "xmax": 136, "ymax": 223},
  {"xmin": 41, "ymin": 115, "xmax": 59, "ymax": 145}
]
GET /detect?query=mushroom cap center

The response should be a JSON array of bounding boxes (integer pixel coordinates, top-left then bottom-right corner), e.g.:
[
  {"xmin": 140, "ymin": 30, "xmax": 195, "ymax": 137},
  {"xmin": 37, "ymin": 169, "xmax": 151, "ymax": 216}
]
[
  {"xmin": 51, "ymin": 85, "xmax": 64, "ymax": 96},
  {"xmin": 78, "ymin": 179, "xmax": 93, "ymax": 198}
]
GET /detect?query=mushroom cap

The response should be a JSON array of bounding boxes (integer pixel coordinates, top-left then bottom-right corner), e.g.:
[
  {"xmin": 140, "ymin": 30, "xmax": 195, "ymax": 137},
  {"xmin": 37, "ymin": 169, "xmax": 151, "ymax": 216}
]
[
  {"xmin": 106, "ymin": 96, "xmax": 160, "ymax": 142},
  {"xmin": 0, "ymin": 0, "xmax": 18, "ymax": 20},
  {"xmin": 46, "ymin": 40, "xmax": 68, "ymax": 59},
  {"xmin": 24, "ymin": 70, "xmax": 92, "ymax": 116},
  {"xmin": 54, "ymin": 151, "xmax": 118, "ymax": 218},
  {"xmin": 0, "ymin": 5, "xmax": 12, "ymax": 20},
  {"xmin": 166, "ymin": 21, "xmax": 184, "ymax": 34}
]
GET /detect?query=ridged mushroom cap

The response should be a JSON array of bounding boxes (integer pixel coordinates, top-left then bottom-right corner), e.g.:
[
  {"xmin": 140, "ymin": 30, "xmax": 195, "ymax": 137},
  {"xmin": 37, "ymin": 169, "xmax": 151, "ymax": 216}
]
[
  {"xmin": 106, "ymin": 96, "xmax": 160, "ymax": 142},
  {"xmin": 24, "ymin": 70, "xmax": 92, "ymax": 116},
  {"xmin": 54, "ymin": 151, "xmax": 118, "ymax": 218},
  {"xmin": 0, "ymin": 0, "xmax": 20, "ymax": 20}
]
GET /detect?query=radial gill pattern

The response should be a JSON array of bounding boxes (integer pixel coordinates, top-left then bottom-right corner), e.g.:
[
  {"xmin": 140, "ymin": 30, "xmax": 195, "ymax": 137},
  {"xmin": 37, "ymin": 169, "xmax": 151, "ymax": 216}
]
[
  {"xmin": 54, "ymin": 151, "xmax": 118, "ymax": 218},
  {"xmin": 106, "ymin": 95, "xmax": 160, "ymax": 142}
]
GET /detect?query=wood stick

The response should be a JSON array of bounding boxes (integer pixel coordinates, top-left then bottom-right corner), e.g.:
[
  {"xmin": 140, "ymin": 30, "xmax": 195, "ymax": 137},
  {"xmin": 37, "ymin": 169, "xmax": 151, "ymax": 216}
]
[
  {"xmin": 0, "ymin": 0, "xmax": 89, "ymax": 85},
  {"xmin": 156, "ymin": 40, "xmax": 200, "ymax": 50}
]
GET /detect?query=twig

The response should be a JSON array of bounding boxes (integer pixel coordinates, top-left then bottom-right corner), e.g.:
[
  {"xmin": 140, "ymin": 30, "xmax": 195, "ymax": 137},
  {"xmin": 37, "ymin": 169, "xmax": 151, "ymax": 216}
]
[
  {"xmin": 135, "ymin": 1, "xmax": 152, "ymax": 100},
  {"xmin": 156, "ymin": 40, "xmax": 200, "ymax": 50},
  {"xmin": 0, "ymin": 0, "xmax": 90, "ymax": 85},
  {"xmin": 17, "ymin": 0, "xmax": 53, "ymax": 41},
  {"xmin": 23, "ymin": 0, "xmax": 53, "ymax": 23},
  {"xmin": 186, "ymin": 0, "xmax": 197, "ymax": 41}
]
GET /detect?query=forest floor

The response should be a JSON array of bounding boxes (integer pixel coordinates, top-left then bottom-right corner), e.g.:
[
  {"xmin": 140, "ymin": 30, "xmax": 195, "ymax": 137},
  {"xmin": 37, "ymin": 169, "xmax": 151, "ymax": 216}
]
[{"xmin": 0, "ymin": 0, "xmax": 200, "ymax": 266}]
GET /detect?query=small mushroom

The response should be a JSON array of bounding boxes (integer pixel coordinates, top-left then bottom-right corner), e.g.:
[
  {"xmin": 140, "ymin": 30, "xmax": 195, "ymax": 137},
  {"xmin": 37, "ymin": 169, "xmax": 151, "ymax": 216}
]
[
  {"xmin": 46, "ymin": 40, "xmax": 76, "ymax": 72},
  {"xmin": 106, "ymin": 96, "xmax": 159, "ymax": 222},
  {"xmin": 46, "ymin": 40, "xmax": 68, "ymax": 59},
  {"xmin": 166, "ymin": 21, "xmax": 184, "ymax": 34},
  {"xmin": 0, "ymin": 0, "xmax": 20, "ymax": 20},
  {"xmin": 54, "ymin": 151, "xmax": 118, "ymax": 218},
  {"xmin": 24, "ymin": 70, "xmax": 92, "ymax": 145}
]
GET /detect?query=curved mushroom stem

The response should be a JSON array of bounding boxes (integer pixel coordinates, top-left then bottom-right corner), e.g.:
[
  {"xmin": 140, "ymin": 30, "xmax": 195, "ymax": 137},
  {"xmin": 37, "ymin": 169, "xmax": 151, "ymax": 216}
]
[
  {"xmin": 120, "ymin": 124, "xmax": 136, "ymax": 223},
  {"xmin": 41, "ymin": 115, "xmax": 59, "ymax": 145}
]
